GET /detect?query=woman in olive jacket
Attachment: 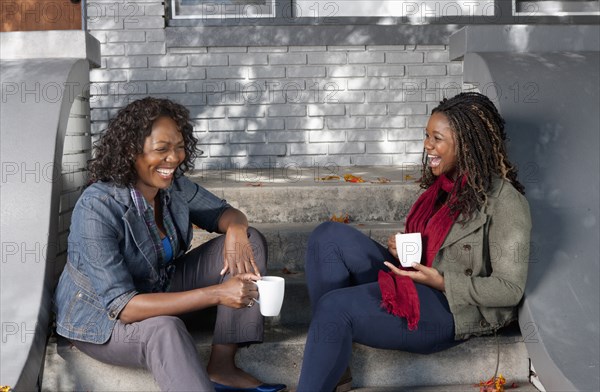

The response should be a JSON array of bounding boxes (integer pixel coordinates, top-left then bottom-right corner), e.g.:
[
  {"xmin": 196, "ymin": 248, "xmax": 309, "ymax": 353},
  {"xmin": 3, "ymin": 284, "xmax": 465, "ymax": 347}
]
[{"xmin": 297, "ymin": 92, "xmax": 531, "ymax": 391}]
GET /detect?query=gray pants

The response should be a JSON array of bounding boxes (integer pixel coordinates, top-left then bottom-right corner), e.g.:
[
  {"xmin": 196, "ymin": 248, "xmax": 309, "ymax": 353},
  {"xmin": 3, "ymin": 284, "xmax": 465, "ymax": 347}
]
[{"xmin": 71, "ymin": 227, "xmax": 267, "ymax": 392}]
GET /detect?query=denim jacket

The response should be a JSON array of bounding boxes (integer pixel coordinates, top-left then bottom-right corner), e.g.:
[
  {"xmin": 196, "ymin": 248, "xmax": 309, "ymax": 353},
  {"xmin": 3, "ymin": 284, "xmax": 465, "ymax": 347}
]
[{"xmin": 54, "ymin": 176, "xmax": 230, "ymax": 344}]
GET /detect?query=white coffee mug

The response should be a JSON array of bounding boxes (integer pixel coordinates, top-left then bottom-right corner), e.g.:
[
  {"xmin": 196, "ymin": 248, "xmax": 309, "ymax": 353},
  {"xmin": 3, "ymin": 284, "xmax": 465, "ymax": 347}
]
[
  {"xmin": 254, "ymin": 276, "xmax": 285, "ymax": 317},
  {"xmin": 395, "ymin": 232, "xmax": 422, "ymax": 268}
]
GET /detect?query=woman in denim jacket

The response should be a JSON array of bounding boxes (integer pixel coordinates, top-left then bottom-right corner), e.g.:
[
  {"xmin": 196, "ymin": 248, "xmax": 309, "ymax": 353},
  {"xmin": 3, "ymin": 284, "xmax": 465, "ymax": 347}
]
[
  {"xmin": 297, "ymin": 93, "xmax": 531, "ymax": 391},
  {"xmin": 54, "ymin": 97, "xmax": 285, "ymax": 392}
]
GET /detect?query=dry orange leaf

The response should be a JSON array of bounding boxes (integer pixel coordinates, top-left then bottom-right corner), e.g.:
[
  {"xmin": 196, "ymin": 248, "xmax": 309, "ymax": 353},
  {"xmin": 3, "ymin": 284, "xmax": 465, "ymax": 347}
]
[
  {"xmin": 330, "ymin": 213, "xmax": 350, "ymax": 224},
  {"xmin": 370, "ymin": 177, "xmax": 391, "ymax": 184},
  {"xmin": 404, "ymin": 174, "xmax": 415, "ymax": 181},
  {"xmin": 477, "ymin": 374, "xmax": 513, "ymax": 392},
  {"xmin": 246, "ymin": 182, "xmax": 263, "ymax": 187},
  {"xmin": 343, "ymin": 174, "xmax": 365, "ymax": 183},
  {"xmin": 319, "ymin": 175, "xmax": 341, "ymax": 181}
]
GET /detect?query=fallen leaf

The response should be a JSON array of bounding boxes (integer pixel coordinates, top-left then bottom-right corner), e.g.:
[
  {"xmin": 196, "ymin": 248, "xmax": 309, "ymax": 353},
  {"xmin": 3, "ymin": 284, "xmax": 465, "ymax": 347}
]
[
  {"xmin": 330, "ymin": 213, "xmax": 350, "ymax": 224},
  {"xmin": 370, "ymin": 177, "xmax": 391, "ymax": 184},
  {"xmin": 343, "ymin": 174, "xmax": 365, "ymax": 183},
  {"xmin": 476, "ymin": 374, "xmax": 507, "ymax": 392},
  {"xmin": 404, "ymin": 174, "xmax": 415, "ymax": 181},
  {"xmin": 281, "ymin": 268, "xmax": 298, "ymax": 275},
  {"xmin": 246, "ymin": 182, "xmax": 263, "ymax": 187},
  {"xmin": 318, "ymin": 175, "xmax": 341, "ymax": 181}
]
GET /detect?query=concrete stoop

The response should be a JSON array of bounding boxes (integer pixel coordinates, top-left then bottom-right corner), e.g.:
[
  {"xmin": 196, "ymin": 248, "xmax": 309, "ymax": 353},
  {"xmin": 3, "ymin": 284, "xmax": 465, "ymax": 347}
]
[
  {"xmin": 41, "ymin": 167, "xmax": 535, "ymax": 391},
  {"xmin": 42, "ymin": 325, "xmax": 530, "ymax": 391}
]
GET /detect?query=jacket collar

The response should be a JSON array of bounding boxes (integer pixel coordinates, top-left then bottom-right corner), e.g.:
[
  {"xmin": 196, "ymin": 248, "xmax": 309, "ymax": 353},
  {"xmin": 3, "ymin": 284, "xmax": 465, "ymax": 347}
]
[{"xmin": 439, "ymin": 177, "xmax": 504, "ymax": 249}]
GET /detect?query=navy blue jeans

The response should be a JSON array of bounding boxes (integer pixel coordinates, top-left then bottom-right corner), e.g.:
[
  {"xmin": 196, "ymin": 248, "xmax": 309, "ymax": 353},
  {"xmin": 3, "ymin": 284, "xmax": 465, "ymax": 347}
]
[{"xmin": 297, "ymin": 222, "xmax": 461, "ymax": 391}]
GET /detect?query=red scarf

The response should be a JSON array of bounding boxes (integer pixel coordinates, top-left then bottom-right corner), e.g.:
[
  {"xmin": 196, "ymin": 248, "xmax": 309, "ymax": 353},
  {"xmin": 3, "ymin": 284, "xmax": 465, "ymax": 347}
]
[{"xmin": 378, "ymin": 174, "xmax": 464, "ymax": 330}]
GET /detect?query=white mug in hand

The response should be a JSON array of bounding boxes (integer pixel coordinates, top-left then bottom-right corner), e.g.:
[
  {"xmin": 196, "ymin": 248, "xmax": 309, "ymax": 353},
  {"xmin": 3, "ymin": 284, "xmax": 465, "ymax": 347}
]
[
  {"xmin": 395, "ymin": 233, "xmax": 422, "ymax": 268},
  {"xmin": 254, "ymin": 276, "xmax": 285, "ymax": 317}
]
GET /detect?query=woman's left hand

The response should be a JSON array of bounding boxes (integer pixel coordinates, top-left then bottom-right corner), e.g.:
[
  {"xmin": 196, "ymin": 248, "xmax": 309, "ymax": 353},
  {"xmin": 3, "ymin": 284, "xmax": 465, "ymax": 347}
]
[
  {"xmin": 383, "ymin": 261, "xmax": 445, "ymax": 292},
  {"xmin": 221, "ymin": 224, "xmax": 261, "ymax": 277}
]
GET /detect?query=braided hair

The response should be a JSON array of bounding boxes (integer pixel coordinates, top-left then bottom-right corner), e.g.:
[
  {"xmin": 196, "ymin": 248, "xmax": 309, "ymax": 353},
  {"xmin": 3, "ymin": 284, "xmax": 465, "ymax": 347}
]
[
  {"xmin": 88, "ymin": 97, "xmax": 198, "ymax": 187},
  {"xmin": 421, "ymin": 92, "xmax": 525, "ymax": 221}
]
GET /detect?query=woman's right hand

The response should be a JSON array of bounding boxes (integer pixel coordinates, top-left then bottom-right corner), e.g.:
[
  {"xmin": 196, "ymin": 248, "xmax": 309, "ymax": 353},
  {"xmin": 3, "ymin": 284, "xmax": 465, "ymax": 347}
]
[
  {"xmin": 387, "ymin": 232, "xmax": 402, "ymax": 260},
  {"xmin": 218, "ymin": 273, "xmax": 260, "ymax": 308}
]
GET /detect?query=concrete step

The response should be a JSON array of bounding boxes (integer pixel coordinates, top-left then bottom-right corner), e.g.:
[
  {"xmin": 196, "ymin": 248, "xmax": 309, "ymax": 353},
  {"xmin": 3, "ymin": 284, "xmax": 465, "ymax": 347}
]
[
  {"xmin": 189, "ymin": 166, "xmax": 422, "ymax": 224},
  {"xmin": 191, "ymin": 221, "xmax": 403, "ymax": 272},
  {"xmin": 42, "ymin": 324, "xmax": 530, "ymax": 391}
]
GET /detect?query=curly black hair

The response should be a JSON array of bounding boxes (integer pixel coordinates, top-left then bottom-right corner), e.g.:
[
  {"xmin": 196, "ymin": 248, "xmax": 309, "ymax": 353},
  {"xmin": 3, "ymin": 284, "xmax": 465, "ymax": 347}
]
[
  {"xmin": 421, "ymin": 92, "xmax": 525, "ymax": 221},
  {"xmin": 88, "ymin": 97, "xmax": 198, "ymax": 187}
]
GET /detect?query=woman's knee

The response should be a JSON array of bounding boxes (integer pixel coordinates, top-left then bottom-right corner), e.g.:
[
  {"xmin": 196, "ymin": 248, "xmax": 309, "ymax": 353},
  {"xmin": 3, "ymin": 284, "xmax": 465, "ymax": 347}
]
[
  {"xmin": 139, "ymin": 316, "xmax": 188, "ymax": 341},
  {"xmin": 306, "ymin": 222, "xmax": 348, "ymax": 260}
]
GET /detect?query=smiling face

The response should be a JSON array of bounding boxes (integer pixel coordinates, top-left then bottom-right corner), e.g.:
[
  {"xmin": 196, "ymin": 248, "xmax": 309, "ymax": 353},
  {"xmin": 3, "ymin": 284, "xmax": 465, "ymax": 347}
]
[
  {"xmin": 424, "ymin": 112, "xmax": 458, "ymax": 178},
  {"xmin": 134, "ymin": 116, "xmax": 186, "ymax": 203}
]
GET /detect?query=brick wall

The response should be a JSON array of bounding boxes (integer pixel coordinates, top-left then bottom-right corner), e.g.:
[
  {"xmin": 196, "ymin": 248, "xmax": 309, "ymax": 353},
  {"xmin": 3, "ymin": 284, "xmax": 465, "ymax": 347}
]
[{"xmin": 87, "ymin": 1, "xmax": 463, "ymax": 169}]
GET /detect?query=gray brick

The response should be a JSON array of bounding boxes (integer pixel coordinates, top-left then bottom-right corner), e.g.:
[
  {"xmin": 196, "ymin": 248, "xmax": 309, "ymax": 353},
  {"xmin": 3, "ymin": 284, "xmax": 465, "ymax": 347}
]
[
  {"xmin": 190, "ymin": 106, "xmax": 226, "ymax": 119},
  {"xmin": 426, "ymin": 51, "xmax": 450, "ymax": 63},
  {"xmin": 147, "ymin": 81, "xmax": 186, "ymax": 94},
  {"xmin": 100, "ymin": 44, "xmax": 125, "ymax": 56},
  {"xmin": 189, "ymin": 54, "xmax": 228, "ymax": 67},
  {"xmin": 87, "ymin": 18, "xmax": 123, "ymax": 30},
  {"xmin": 265, "ymin": 80, "xmax": 306, "ymax": 91},
  {"xmin": 128, "ymin": 69, "xmax": 166, "ymax": 81},
  {"xmin": 290, "ymin": 143, "xmax": 328, "ymax": 155},
  {"xmin": 348, "ymin": 52, "xmax": 385, "ymax": 64},
  {"xmin": 407, "ymin": 115, "xmax": 430, "ymax": 128},
  {"xmin": 90, "ymin": 69, "xmax": 128, "ymax": 82},
  {"xmin": 209, "ymin": 119, "xmax": 246, "ymax": 131},
  {"xmin": 267, "ymin": 131, "xmax": 307, "ymax": 143},
  {"xmin": 289, "ymin": 46, "xmax": 326, "ymax": 52},
  {"xmin": 146, "ymin": 30, "xmax": 166, "ymax": 42},
  {"xmin": 231, "ymin": 131, "xmax": 266, "ymax": 143},
  {"xmin": 269, "ymin": 53, "xmax": 307, "ymax": 65},
  {"xmin": 267, "ymin": 105, "xmax": 306, "ymax": 117},
  {"xmin": 426, "ymin": 77, "xmax": 463, "ymax": 90},
  {"xmin": 124, "ymin": 16, "xmax": 165, "ymax": 30},
  {"xmin": 286, "ymin": 117, "xmax": 324, "ymax": 130},
  {"xmin": 367, "ymin": 116, "xmax": 406, "ymax": 129},
  {"xmin": 247, "ymin": 118, "xmax": 285, "ymax": 131},
  {"xmin": 328, "ymin": 46, "xmax": 366, "ymax": 52},
  {"xmin": 127, "ymin": 42, "xmax": 166, "ymax": 55},
  {"xmin": 194, "ymin": 132, "xmax": 227, "ymax": 144},
  {"xmin": 208, "ymin": 47, "xmax": 248, "ymax": 53},
  {"xmin": 366, "ymin": 141, "xmax": 404, "ymax": 154},
  {"xmin": 330, "ymin": 91, "xmax": 364, "ymax": 104},
  {"xmin": 407, "ymin": 65, "xmax": 447, "ymax": 76},
  {"xmin": 309, "ymin": 130, "xmax": 345, "ymax": 143},
  {"xmin": 207, "ymin": 67, "xmax": 247, "ymax": 79},
  {"xmin": 351, "ymin": 155, "xmax": 393, "ymax": 165},
  {"xmin": 367, "ymin": 45, "xmax": 406, "ymax": 51},
  {"xmin": 247, "ymin": 144, "xmax": 286, "ymax": 156},
  {"xmin": 448, "ymin": 63, "xmax": 463, "ymax": 76},
  {"xmin": 389, "ymin": 78, "xmax": 427, "ymax": 90},
  {"xmin": 106, "ymin": 56, "xmax": 148, "ymax": 69},
  {"xmin": 170, "ymin": 47, "xmax": 208, "ymax": 54},
  {"xmin": 387, "ymin": 103, "xmax": 428, "ymax": 115},
  {"xmin": 416, "ymin": 45, "xmax": 446, "ymax": 50},
  {"xmin": 187, "ymin": 80, "xmax": 224, "ymax": 93},
  {"xmin": 227, "ymin": 106, "xmax": 267, "ymax": 118},
  {"xmin": 405, "ymin": 140, "xmax": 425, "ymax": 153},
  {"xmin": 328, "ymin": 66, "xmax": 365, "ymax": 77},
  {"xmin": 328, "ymin": 143, "xmax": 365, "ymax": 154},
  {"xmin": 248, "ymin": 47, "xmax": 288, "ymax": 53},
  {"xmin": 392, "ymin": 154, "xmax": 421, "ymax": 166},
  {"xmin": 348, "ymin": 78, "xmax": 387, "ymax": 91},
  {"xmin": 229, "ymin": 53, "xmax": 269, "ymax": 66},
  {"xmin": 287, "ymin": 66, "xmax": 326, "ymax": 78},
  {"xmin": 168, "ymin": 67, "xmax": 206, "ymax": 80},
  {"xmin": 368, "ymin": 65, "xmax": 405, "ymax": 77},
  {"xmin": 248, "ymin": 67, "xmax": 286, "ymax": 79},
  {"xmin": 308, "ymin": 52, "xmax": 346, "ymax": 65},
  {"xmin": 388, "ymin": 128, "xmax": 426, "ymax": 141},
  {"xmin": 209, "ymin": 144, "xmax": 246, "ymax": 157},
  {"xmin": 327, "ymin": 117, "xmax": 365, "ymax": 130},
  {"xmin": 386, "ymin": 52, "xmax": 424, "ymax": 64},
  {"xmin": 366, "ymin": 91, "xmax": 405, "ymax": 103},
  {"xmin": 308, "ymin": 104, "xmax": 345, "ymax": 116},
  {"xmin": 349, "ymin": 104, "xmax": 386, "ymax": 116},
  {"xmin": 168, "ymin": 93, "xmax": 206, "ymax": 106},
  {"xmin": 89, "ymin": 81, "xmax": 147, "ymax": 98},
  {"xmin": 106, "ymin": 31, "xmax": 145, "ymax": 43},
  {"xmin": 141, "ymin": 4, "xmax": 166, "ymax": 16},
  {"xmin": 90, "ymin": 109, "xmax": 109, "ymax": 121},
  {"xmin": 148, "ymin": 55, "xmax": 187, "ymax": 67},
  {"xmin": 346, "ymin": 130, "xmax": 386, "ymax": 142},
  {"xmin": 192, "ymin": 120, "xmax": 208, "ymax": 131}
]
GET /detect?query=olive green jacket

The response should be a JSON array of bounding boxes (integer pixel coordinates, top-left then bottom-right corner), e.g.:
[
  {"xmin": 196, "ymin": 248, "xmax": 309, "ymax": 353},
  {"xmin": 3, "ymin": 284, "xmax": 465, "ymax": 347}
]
[{"xmin": 433, "ymin": 177, "xmax": 531, "ymax": 340}]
